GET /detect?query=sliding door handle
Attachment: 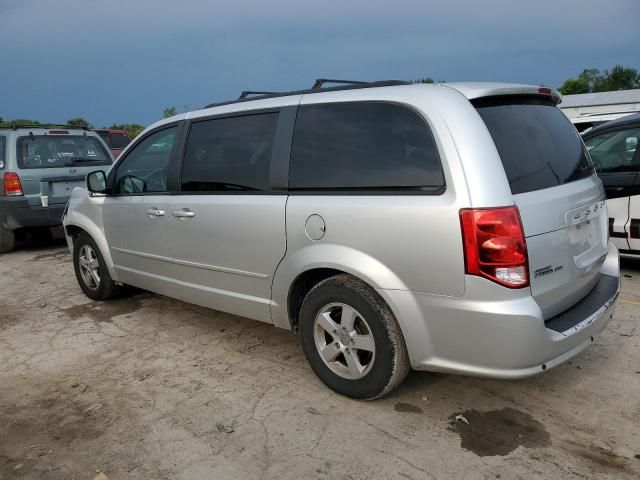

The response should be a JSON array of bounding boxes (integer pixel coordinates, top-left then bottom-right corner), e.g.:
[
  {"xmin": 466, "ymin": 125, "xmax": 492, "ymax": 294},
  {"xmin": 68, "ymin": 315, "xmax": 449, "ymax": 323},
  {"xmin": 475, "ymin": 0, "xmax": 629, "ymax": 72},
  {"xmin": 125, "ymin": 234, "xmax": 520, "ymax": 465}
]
[
  {"xmin": 146, "ymin": 207, "xmax": 165, "ymax": 217},
  {"xmin": 173, "ymin": 209, "xmax": 195, "ymax": 218}
]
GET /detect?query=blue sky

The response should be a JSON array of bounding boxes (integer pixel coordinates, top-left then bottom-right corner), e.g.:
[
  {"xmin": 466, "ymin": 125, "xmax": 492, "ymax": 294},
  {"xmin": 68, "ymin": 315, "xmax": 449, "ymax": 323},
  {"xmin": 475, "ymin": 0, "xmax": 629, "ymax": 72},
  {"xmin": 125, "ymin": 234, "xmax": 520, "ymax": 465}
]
[{"xmin": 1, "ymin": 0, "xmax": 638, "ymax": 127}]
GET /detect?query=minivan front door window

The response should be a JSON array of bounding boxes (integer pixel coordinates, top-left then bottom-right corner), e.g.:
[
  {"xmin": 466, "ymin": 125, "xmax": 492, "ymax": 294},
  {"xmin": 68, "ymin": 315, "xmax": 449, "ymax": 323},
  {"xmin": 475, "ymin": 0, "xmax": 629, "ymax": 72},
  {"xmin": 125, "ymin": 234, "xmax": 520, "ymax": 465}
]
[{"xmin": 114, "ymin": 128, "xmax": 176, "ymax": 194}]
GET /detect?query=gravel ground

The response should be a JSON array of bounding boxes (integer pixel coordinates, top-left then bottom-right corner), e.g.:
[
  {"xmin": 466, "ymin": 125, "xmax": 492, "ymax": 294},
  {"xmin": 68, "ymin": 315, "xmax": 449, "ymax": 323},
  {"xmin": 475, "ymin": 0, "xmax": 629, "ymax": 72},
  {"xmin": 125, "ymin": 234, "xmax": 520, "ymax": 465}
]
[{"xmin": 0, "ymin": 237, "xmax": 639, "ymax": 480}]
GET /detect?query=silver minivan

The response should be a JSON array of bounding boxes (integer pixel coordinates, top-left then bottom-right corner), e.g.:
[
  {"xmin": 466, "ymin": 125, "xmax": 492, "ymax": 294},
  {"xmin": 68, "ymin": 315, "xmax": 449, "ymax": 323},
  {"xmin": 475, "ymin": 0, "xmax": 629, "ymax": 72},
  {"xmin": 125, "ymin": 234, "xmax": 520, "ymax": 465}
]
[
  {"xmin": 63, "ymin": 80, "xmax": 620, "ymax": 399},
  {"xmin": 0, "ymin": 126, "xmax": 113, "ymax": 252}
]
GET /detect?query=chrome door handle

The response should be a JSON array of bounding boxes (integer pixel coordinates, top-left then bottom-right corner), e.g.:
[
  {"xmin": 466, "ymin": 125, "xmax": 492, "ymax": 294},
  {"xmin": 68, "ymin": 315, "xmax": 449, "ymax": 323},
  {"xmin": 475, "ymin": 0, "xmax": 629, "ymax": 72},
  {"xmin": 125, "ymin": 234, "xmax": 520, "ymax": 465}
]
[
  {"xmin": 146, "ymin": 207, "xmax": 165, "ymax": 217},
  {"xmin": 173, "ymin": 209, "xmax": 195, "ymax": 218}
]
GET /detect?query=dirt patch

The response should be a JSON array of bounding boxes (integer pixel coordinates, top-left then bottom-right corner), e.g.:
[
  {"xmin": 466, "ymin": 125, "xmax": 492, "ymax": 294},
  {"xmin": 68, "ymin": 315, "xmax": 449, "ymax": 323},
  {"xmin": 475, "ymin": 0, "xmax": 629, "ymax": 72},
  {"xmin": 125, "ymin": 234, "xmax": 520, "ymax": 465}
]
[
  {"xmin": 61, "ymin": 295, "xmax": 148, "ymax": 323},
  {"xmin": 0, "ymin": 384, "xmax": 118, "ymax": 480},
  {"xmin": 449, "ymin": 407, "xmax": 550, "ymax": 457},
  {"xmin": 2, "ymin": 394, "xmax": 113, "ymax": 447},
  {"xmin": 0, "ymin": 454, "xmax": 42, "ymax": 479},
  {"xmin": 565, "ymin": 441, "xmax": 632, "ymax": 473},
  {"xmin": 29, "ymin": 250, "xmax": 70, "ymax": 262},
  {"xmin": 394, "ymin": 402, "xmax": 423, "ymax": 414}
]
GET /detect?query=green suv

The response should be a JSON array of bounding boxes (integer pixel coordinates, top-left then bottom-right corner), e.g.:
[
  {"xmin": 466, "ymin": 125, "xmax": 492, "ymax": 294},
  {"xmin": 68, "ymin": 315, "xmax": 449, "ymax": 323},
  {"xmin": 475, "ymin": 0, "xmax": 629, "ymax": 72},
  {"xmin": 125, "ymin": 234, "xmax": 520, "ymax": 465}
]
[{"xmin": 0, "ymin": 125, "xmax": 113, "ymax": 252}]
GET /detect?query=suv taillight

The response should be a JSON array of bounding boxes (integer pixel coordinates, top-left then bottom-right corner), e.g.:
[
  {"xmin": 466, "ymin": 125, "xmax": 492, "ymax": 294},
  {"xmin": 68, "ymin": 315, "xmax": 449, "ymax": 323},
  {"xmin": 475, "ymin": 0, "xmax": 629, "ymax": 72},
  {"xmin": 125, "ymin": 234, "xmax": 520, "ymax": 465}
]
[
  {"xmin": 3, "ymin": 172, "xmax": 23, "ymax": 196},
  {"xmin": 460, "ymin": 206, "xmax": 529, "ymax": 288}
]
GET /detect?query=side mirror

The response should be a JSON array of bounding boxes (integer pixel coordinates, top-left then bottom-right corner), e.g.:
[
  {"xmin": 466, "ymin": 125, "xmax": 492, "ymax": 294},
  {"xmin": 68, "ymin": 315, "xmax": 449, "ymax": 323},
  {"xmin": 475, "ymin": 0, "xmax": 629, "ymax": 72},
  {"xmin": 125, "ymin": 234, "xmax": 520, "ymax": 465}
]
[{"xmin": 86, "ymin": 170, "xmax": 108, "ymax": 194}]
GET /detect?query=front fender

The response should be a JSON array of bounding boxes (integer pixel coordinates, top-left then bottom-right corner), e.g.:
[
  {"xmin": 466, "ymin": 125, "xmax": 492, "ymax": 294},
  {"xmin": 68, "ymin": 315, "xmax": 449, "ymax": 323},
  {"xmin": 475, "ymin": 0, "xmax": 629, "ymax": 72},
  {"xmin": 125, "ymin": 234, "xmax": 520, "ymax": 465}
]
[
  {"xmin": 63, "ymin": 190, "xmax": 118, "ymax": 282},
  {"xmin": 270, "ymin": 244, "xmax": 410, "ymax": 330}
]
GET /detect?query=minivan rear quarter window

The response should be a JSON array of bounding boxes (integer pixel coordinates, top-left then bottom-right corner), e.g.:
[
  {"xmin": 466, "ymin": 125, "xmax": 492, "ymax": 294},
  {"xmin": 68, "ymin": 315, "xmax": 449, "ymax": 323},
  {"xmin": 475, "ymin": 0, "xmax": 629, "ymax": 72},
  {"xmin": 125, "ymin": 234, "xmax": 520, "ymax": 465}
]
[
  {"xmin": 474, "ymin": 96, "xmax": 593, "ymax": 195},
  {"xmin": 16, "ymin": 135, "xmax": 111, "ymax": 169},
  {"xmin": 289, "ymin": 102, "xmax": 445, "ymax": 192}
]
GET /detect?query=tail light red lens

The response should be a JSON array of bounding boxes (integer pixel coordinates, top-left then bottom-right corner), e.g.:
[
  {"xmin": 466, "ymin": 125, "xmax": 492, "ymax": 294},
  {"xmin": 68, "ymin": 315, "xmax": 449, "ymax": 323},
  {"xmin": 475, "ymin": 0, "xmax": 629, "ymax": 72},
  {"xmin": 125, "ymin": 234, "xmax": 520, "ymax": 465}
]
[
  {"xmin": 460, "ymin": 206, "xmax": 529, "ymax": 288},
  {"xmin": 3, "ymin": 172, "xmax": 23, "ymax": 196}
]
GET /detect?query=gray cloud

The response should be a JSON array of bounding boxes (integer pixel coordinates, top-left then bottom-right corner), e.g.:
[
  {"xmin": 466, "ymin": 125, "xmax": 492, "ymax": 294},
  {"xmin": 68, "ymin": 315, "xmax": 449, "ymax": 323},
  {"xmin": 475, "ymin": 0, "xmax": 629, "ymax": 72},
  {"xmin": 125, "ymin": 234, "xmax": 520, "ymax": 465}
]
[{"xmin": 1, "ymin": 0, "xmax": 638, "ymax": 126}]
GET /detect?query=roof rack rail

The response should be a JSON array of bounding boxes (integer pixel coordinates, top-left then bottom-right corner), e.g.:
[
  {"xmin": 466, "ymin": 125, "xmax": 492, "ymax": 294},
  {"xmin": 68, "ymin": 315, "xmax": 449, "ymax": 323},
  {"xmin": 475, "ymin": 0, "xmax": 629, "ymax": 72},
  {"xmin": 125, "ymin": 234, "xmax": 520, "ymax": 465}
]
[
  {"xmin": 0, "ymin": 124, "xmax": 90, "ymax": 131},
  {"xmin": 311, "ymin": 78, "xmax": 368, "ymax": 89},
  {"xmin": 203, "ymin": 79, "xmax": 412, "ymax": 109},
  {"xmin": 238, "ymin": 90, "xmax": 280, "ymax": 99}
]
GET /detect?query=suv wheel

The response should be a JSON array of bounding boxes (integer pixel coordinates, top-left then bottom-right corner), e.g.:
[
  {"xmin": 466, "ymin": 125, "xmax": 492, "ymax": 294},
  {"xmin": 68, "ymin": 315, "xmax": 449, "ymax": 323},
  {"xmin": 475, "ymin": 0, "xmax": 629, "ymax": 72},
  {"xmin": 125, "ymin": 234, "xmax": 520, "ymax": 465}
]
[
  {"xmin": 73, "ymin": 233, "xmax": 121, "ymax": 300},
  {"xmin": 298, "ymin": 274, "xmax": 410, "ymax": 400},
  {"xmin": 0, "ymin": 225, "xmax": 15, "ymax": 253}
]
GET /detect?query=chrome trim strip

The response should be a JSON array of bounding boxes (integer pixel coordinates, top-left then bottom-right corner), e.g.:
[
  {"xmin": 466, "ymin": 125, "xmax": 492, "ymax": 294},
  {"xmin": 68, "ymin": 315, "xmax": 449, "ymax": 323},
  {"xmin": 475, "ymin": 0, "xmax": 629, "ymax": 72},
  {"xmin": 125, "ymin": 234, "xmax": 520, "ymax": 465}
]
[
  {"xmin": 115, "ymin": 266, "xmax": 271, "ymax": 305},
  {"xmin": 111, "ymin": 247, "xmax": 269, "ymax": 279}
]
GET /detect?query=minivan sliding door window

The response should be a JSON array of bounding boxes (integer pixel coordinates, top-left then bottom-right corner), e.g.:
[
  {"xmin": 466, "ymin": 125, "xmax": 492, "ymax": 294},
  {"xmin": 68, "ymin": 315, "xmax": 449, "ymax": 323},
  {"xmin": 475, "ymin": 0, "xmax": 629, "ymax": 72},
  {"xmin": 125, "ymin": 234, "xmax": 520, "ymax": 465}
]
[{"xmin": 181, "ymin": 113, "xmax": 278, "ymax": 193}]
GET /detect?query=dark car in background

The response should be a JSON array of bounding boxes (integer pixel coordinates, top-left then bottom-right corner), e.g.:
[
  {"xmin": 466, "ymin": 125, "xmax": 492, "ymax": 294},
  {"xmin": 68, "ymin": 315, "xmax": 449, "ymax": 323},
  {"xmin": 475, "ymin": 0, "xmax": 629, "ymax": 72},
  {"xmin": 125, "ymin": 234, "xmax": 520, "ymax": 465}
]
[
  {"xmin": 92, "ymin": 129, "xmax": 130, "ymax": 158},
  {"xmin": 583, "ymin": 113, "xmax": 640, "ymax": 256}
]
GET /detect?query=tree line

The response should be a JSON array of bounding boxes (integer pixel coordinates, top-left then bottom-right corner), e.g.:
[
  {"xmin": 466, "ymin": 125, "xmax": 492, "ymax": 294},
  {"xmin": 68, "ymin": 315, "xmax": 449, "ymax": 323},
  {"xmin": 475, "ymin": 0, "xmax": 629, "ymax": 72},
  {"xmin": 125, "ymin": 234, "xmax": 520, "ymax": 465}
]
[
  {"xmin": 0, "ymin": 116, "xmax": 145, "ymax": 141},
  {"xmin": 3, "ymin": 65, "xmax": 637, "ymax": 140},
  {"xmin": 414, "ymin": 64, "xmax": 640, "ymax": 95}
]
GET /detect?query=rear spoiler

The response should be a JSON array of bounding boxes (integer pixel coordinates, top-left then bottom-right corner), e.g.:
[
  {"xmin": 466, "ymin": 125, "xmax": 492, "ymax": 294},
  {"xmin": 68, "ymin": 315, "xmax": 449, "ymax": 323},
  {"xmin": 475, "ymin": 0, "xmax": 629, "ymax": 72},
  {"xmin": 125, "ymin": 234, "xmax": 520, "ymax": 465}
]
[{"xmin": 445, "ymin": 83, "xmax": 562, "ymax": 105}]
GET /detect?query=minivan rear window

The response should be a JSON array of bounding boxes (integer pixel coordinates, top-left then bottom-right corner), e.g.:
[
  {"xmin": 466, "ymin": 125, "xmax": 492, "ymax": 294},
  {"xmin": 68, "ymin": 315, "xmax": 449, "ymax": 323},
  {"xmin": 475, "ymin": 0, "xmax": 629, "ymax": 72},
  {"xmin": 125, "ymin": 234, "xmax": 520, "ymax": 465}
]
[
  {"xmin": 289, "ymin": 102, "xmax": 445, "ymax": 192},
  {"xmin": 16, "ymin": 135, "xmax": 112, "ymax": 169},
  {"xmin": 474, "ymin": 96, "xmax": 594, "ymax": 195}
]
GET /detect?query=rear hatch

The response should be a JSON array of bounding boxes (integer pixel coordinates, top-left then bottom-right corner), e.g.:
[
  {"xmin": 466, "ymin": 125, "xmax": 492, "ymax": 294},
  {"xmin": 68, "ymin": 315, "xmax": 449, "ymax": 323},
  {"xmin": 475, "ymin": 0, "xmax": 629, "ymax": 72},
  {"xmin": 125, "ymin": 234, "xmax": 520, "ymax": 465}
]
[
  {"xmin": 474, "ymin": 96, "xmax": 607, "ymax": 319},
  {"xmin": 15, "ymin": 132, "xmax": 112, "ymax": 206}
]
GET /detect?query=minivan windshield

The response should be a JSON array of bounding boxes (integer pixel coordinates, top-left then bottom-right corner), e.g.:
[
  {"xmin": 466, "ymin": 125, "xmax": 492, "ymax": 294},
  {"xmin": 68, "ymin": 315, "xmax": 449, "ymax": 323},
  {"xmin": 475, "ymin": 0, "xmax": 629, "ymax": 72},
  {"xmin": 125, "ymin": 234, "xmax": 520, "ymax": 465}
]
[
  {"xmin": 474, "ymin": 96, "xmax": 594, "ymax": 195},
  {"xmin": 16, "ymin": 135, "xmax": 112, "ymax": 169}
]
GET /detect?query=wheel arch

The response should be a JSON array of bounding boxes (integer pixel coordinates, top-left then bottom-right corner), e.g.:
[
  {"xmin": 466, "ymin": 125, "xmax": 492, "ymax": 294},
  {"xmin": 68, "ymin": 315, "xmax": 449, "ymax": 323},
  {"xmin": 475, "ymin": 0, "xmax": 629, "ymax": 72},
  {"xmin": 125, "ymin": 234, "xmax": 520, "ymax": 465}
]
[
  {"xmin": 64, "ymin": 217, "xmax": 119, "ymax": 282},
  {"xmin": 271, "ymin": 244, "xmax": 411, "ymax": 331}
]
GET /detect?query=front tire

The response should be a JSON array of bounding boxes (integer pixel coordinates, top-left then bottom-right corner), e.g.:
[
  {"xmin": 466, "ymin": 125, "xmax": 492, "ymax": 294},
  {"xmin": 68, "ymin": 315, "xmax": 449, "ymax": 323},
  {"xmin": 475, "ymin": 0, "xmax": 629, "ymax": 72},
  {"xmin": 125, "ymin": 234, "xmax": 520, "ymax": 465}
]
[
  {"xmin": 298, "ymin": 274, "xmax": 410, "ymax": 400},
  {"xmin": 0, "ymin": 224, "xmax": 15, "ymax": 253},
  {"xmin": 73, "ymin": 233, "xmax": 121, "ymax": 300}
]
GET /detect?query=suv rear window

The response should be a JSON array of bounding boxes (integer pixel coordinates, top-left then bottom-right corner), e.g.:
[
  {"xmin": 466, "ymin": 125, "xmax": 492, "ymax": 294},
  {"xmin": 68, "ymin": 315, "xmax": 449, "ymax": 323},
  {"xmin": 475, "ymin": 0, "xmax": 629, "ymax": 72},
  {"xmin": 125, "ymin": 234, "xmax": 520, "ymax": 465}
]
[
  {"xmin": 111, "ymin": 132, "xmax": 129, "ymax": 149},
  {"xmin": 474, "ymin": 97, "xmax": 593, "ymax": 195},
  {"xmin": 289, "ymin": 102, "xmax": 445, "ymax": 192},
  {"xmin": 16, "ymin": 135, "xmax": 112, "ymax": 169},
  {"xmin": 96, "ymin": 131, "xmax": 111, "ymax": 147}
]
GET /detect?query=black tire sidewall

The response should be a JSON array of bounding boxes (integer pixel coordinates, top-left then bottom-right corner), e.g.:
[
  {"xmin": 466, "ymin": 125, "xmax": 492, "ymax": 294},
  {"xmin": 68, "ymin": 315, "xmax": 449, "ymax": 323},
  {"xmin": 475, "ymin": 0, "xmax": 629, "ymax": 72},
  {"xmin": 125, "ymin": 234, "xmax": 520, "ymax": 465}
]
[
  {"xmin": 299, "ymin": 278, "xmax": 400, "ymax": 400},
  {"xmin": 0, "ymin": 224, "xmax": 15, "ymax": 253}
]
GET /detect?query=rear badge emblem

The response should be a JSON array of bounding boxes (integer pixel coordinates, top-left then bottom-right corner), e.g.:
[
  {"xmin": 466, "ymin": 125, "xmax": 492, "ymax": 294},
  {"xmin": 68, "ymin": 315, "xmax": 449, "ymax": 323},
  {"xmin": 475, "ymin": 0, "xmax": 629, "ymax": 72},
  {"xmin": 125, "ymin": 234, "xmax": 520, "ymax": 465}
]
[{"xmin": 534, "ymin": 265, "xmax": 563, "ymax": 279}]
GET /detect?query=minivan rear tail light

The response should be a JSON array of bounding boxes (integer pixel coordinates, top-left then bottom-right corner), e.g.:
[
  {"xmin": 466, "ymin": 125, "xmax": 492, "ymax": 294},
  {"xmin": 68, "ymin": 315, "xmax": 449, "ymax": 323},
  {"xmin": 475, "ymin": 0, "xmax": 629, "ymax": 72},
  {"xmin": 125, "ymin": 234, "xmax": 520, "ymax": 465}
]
[
  {"xmin": 460, "ymin": 206, "xmax": 529, "ymax": 288},
  {"xmin": 3, "ymin": 172, "xmax": 23, "ymax": 196}
]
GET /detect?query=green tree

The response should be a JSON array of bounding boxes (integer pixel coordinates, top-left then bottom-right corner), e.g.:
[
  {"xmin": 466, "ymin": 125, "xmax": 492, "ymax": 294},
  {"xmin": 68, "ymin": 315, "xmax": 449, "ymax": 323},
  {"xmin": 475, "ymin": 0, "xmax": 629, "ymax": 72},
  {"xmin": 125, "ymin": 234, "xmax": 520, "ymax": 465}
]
[
  {"xmin": 67, "ymin": 117, "xmax": 93, "ymax": 128},
  {"xmin": 559, "ymin": 65, "xmax": 640, "ymax": 94},
  {"xmin": 163, "ymin": 107, "xmax": 177, "ymax": 118},
  {"xmin": 1, "ymin": 118, "xmax": 42, "ymax": 128},
  {"xmin": 415, "ymin": 77, "xmax": 434, "ymax": 84},
  {"xmin": 604, "ymin": 65, "xmax": 640, "ymax": 91},
  {"xmin": 109, "ymin": 123, "xmax": 145, "ymax": 140}
]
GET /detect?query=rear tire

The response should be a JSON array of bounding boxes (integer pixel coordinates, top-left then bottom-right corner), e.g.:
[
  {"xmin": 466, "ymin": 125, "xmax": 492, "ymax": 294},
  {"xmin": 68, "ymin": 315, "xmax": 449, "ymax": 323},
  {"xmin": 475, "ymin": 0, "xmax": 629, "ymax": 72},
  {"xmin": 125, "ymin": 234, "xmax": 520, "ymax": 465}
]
[
  {"xmin": 0, "ymin": 225, "xmax": 15, "ymax": 253},
  {"xmin": 73, "ymin": 233, "xmax": 121, "ymax": 300},
  {"xmin": 298, "ymin": 274, "xmax": 410, "ymax": 400}
]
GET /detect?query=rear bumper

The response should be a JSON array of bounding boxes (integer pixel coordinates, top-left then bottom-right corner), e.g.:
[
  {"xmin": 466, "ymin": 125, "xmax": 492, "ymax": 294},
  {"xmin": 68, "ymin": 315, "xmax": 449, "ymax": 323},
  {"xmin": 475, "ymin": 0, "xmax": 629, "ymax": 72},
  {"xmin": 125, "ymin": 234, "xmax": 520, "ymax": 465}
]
[
  {"xmin": 380, "ymin": 243, "xmax": 620, "ymax": 379},
  {"xmin": 0, "ymin": 197, "xmax": 66, "ymax": 230}
]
